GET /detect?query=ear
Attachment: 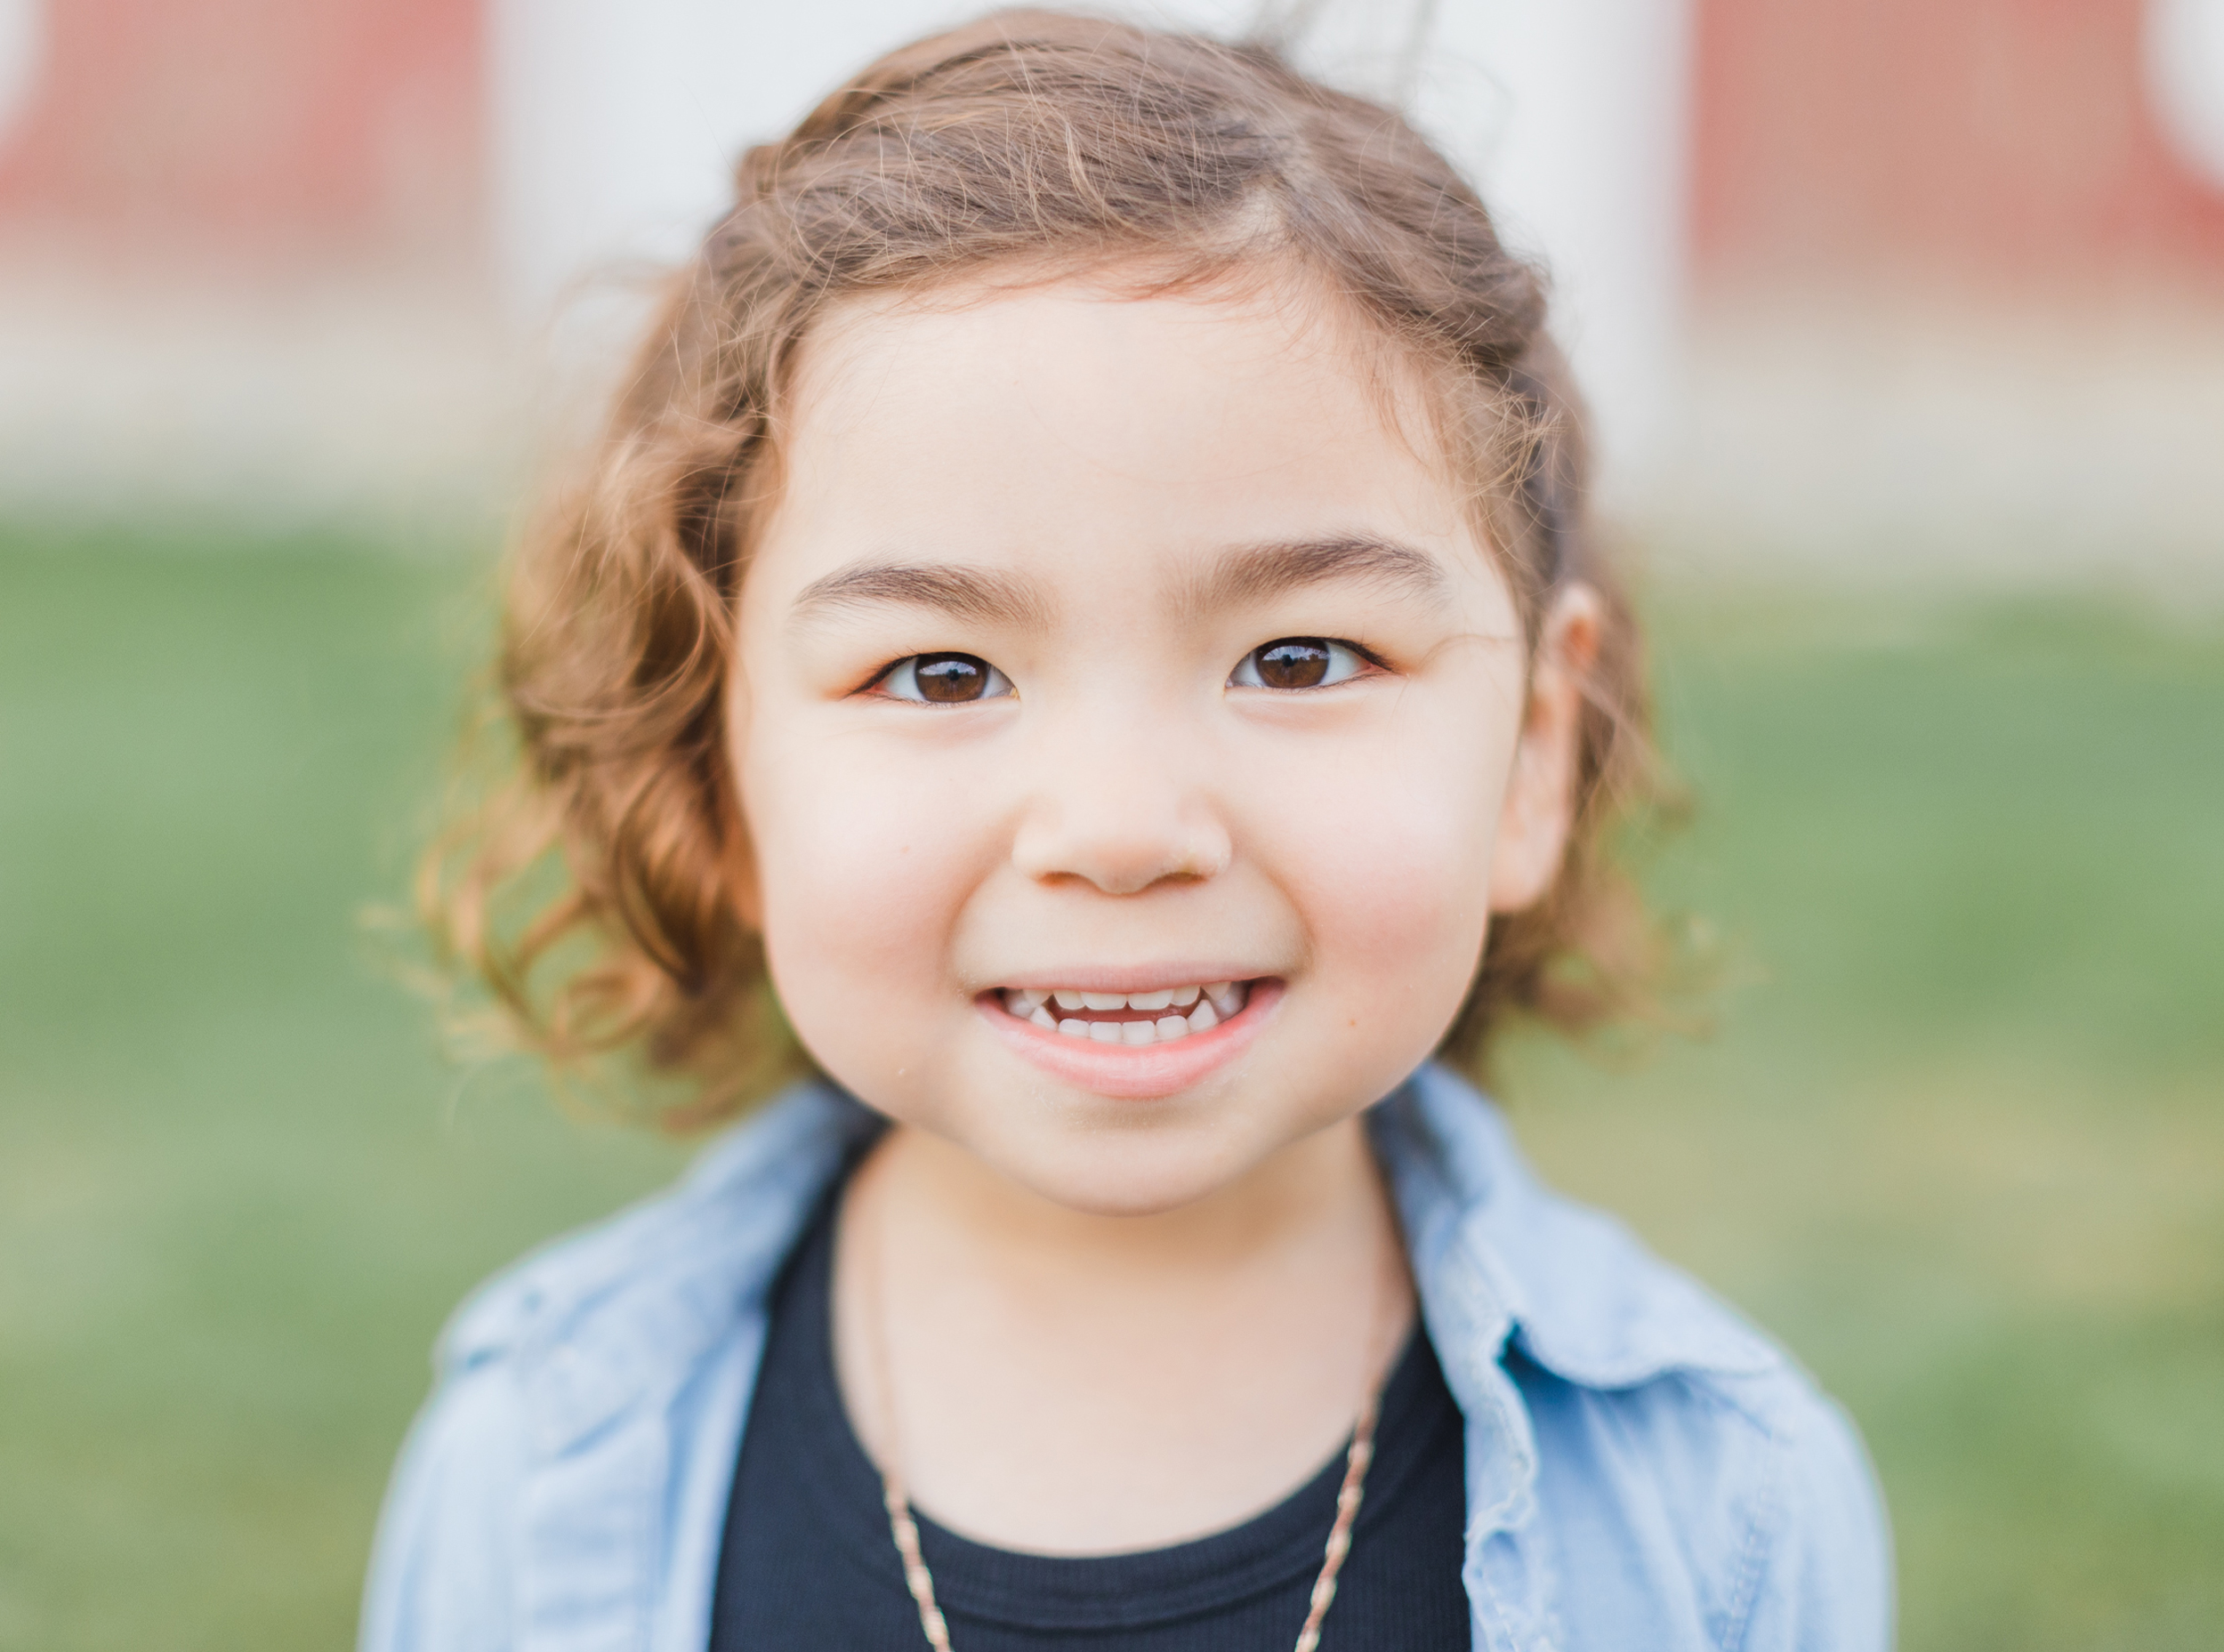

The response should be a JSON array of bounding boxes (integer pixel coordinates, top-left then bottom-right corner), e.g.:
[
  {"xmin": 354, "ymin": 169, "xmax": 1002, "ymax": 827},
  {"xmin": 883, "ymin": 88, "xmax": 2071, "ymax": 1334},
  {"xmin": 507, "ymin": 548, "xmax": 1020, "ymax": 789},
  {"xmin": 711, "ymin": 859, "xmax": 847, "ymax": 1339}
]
[{"xmin": 1487, "ymin": 583, "xmax": 1603, "ymax": 914}]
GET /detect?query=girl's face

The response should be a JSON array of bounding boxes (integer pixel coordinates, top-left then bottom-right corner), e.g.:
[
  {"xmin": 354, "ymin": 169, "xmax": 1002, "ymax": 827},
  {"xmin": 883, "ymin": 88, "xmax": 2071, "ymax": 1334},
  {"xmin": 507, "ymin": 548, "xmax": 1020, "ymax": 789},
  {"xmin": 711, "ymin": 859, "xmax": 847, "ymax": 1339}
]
[{"xmin": 729, "ymin": 272, "xmax": 1586, "ymax": 1216}]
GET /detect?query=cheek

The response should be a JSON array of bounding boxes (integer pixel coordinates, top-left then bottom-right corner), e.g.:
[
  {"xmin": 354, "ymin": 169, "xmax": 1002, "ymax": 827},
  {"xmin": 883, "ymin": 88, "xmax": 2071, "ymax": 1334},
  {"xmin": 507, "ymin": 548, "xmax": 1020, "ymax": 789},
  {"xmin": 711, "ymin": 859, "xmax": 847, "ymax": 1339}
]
[
  {"xmin": 741, "ymin": 723, "xmax": 997, "ymax": 1043},
  {"xmin": 1261, "ymin": 711, "xmax": 1512, "ymax": 1018}
]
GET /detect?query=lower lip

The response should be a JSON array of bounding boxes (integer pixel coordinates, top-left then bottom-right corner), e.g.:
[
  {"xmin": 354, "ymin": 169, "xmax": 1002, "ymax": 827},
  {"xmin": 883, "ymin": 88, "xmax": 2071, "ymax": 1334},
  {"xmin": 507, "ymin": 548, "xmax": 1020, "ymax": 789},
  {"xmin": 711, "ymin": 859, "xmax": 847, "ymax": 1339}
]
[{"xmin": 978, "ymin": 981, "xmax": 1283, "ymax": 1100}]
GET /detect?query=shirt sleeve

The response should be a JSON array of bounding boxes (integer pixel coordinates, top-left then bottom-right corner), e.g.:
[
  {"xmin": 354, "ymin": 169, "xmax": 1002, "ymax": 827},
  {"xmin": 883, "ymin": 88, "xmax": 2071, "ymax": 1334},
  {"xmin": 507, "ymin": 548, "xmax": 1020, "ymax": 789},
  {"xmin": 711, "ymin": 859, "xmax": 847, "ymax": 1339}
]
[
  {"xmin": 359, "ymin": 1355, "xmax": 532, "ymax": 1652},
  {"xmin": 1738, "ymin": 1382, "xmax": 1895, "ymax": 1652}
]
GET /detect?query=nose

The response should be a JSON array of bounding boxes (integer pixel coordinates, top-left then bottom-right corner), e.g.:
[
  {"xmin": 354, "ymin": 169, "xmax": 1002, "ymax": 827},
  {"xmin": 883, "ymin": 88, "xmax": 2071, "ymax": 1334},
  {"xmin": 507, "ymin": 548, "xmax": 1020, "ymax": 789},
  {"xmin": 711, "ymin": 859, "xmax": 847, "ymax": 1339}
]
[{"xmin": 1009, "ymin": 721, "xmax": 1232, "ymax": 895}]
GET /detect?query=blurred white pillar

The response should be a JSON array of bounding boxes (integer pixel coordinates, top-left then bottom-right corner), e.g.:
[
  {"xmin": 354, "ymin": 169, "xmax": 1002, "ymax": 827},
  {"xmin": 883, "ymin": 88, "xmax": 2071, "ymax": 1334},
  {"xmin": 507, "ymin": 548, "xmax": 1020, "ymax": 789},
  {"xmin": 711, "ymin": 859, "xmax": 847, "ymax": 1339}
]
[
  {"xmin": 2147, "ymin": 0, "xmax": 2224, "ymax": 192},
  {"xmin": 488, "ymin": 0, "xmax": 974, "ymax": 323},
  {"xmin": 491, "ymin": 0, "xmax": 1693, "ymax": 501},
  {"xmin": 1153, "ymin": 0, "xmax": 1696, "ymax": 503},
  {"xmin": 0, "ymin": 0, "xmax": 44, "ymax": 141},
  {"xmin": 1428, "ymin": 0, "xmax": 1695, "ymax": 508}
]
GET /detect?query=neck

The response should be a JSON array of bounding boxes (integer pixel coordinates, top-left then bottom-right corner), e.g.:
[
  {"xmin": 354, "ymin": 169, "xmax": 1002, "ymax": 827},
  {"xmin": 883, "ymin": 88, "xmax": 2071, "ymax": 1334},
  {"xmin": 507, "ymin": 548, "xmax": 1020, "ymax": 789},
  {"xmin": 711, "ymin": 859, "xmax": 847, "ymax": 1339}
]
[{"xmin": 833, "ymin": 1111, "xmax": 1418, "ymax": 1551}]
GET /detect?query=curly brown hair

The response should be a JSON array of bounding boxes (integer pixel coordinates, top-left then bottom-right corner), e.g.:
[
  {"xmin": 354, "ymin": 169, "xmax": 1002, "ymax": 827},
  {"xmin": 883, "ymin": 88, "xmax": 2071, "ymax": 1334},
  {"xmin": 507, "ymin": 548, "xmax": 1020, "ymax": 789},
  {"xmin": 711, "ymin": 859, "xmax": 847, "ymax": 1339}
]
[{"xmin": 423, "ymin": 7, "xmax": 1668, "ymax": 1127}]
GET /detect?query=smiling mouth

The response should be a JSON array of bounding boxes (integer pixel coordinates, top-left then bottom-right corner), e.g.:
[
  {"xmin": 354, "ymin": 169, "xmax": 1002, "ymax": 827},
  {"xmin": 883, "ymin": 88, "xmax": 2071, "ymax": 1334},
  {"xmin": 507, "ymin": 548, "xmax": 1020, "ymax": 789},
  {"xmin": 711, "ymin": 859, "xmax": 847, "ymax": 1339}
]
[{"xmin": 998, "ymin": 981, "xmax": 1253, "ymax": 1045}]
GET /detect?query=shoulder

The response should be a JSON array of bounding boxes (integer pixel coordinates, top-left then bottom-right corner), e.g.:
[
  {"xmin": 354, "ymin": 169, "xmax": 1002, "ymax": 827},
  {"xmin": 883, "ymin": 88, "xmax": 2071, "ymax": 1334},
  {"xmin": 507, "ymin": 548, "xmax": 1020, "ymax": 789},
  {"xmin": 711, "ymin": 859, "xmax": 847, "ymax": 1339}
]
[
  {"xmin": 432, "ymin": 1080, "xmax": 873, "ymax": 1375},
  {"xmin": 1377, "ymin": 1066, "xmax": 1891, "ymax": 1650},
  {"xmin": 1514, "ymin": 1352, "xmax": 1890, "ymax": 1650},
  {"xmin": 359, "ymin": 1080, "xmax": 874, "ymax": 1652}
]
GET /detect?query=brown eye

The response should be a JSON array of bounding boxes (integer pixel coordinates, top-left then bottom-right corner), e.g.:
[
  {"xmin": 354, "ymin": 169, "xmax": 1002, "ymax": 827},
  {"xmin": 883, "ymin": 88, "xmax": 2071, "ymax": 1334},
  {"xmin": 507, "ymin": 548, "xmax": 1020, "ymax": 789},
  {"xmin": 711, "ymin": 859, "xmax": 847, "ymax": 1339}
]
[
  {"xmin": 1255, "ymin": 641, "xmax": 1330, "ymax": 689},
  {"xmin": 916, "ymin": 653, "xmax": 989, "ymax": 701},
  {"xmin": 881, "ymin": 652, "xmax": 1013, "ymax": 704},
  {"xmin": 1233, "ymin": 638, "xmax": 1368, "ymax": 691}
]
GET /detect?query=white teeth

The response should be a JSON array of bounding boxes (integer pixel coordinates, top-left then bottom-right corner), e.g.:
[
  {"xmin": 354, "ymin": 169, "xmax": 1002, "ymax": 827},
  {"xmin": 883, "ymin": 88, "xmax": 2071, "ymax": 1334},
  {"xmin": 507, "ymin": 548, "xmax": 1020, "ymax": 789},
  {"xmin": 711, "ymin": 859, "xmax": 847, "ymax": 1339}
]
[{"xmin": 1020, "ymin": 980, "xmax": 1253, "ymax": 1044}]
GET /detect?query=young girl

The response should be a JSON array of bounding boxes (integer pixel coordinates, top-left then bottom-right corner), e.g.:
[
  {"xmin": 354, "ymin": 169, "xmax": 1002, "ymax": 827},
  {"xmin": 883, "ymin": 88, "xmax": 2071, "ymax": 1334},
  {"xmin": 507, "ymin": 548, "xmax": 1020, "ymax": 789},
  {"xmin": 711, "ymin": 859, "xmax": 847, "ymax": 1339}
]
[{"xmin": 366, "ymin": 12, "xmax": 1890, "ymax": 1649}]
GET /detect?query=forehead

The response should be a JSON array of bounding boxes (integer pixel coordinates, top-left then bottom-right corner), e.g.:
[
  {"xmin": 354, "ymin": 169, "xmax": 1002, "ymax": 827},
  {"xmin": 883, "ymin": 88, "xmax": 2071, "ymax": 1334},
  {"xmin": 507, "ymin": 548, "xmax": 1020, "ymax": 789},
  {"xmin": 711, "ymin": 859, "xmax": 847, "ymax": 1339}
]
[{"xmin": 748, "ymin": 270, "xmax": 1492, "ymax": 606}]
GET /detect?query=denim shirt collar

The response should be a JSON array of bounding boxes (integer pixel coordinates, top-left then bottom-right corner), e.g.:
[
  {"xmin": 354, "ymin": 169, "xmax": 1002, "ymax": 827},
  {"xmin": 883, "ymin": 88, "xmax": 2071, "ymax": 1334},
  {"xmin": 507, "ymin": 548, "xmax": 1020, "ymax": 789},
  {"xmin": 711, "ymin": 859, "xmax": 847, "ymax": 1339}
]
[
  {"xmin": 1368, "ymin": 1066, "xmax": 1778, "ymax": 1649},
  {"xmin": 435, "ymin": 1066, "xmax": 1781, "ymax": 1652}
]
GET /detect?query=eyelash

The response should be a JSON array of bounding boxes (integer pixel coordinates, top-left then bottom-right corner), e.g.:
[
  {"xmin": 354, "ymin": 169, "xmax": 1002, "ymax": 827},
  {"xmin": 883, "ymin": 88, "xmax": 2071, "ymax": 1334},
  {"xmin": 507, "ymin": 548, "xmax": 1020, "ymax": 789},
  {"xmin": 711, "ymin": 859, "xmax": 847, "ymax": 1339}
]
[
  {"xmin": 860, "ymin": 636, "xmax": 1385, "ymax": 703},
  {"xmin": 867, "ymin": 653, "xmax": 1016, "ymax": 705},
  {"xmin": 1229, "ymin": 637, "xmax": 1382, "ymax": 690}
]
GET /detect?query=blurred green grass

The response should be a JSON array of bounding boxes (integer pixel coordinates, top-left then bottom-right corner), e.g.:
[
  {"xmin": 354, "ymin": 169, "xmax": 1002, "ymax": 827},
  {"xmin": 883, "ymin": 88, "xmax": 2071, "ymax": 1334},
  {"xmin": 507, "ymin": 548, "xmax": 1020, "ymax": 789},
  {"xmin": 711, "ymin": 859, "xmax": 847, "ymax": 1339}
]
[{"xmin": 2, "ymin": 526, "xmax": 2220, "ymax": 1649}]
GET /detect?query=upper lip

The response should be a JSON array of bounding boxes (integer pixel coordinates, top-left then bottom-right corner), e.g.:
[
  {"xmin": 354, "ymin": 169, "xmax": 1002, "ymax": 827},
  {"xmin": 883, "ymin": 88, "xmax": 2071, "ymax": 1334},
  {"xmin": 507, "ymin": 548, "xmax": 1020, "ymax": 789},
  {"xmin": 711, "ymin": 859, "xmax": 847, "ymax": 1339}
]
[{"xmin": 980, "ymin": 965, "xmax": 1273, "ymax": 994}]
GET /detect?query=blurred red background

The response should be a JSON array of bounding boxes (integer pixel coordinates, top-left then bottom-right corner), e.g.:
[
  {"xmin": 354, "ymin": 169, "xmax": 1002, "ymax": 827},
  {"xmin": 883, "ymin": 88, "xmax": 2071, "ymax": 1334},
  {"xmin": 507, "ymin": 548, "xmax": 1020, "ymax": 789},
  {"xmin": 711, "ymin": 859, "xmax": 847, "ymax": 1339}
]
[
  {"xmin": 0, "ymin": 0, "xmax": 482, "ymax": 270},
  {"xmin": 1, "ymin": 0, "xmax": 2218, "ymax": 550},
  {"xmin": 1695, "ymin": 0, "xmax": 2224, "ymax": 300},
  {"xmin": 6, "ymin": 0, "xmax": 2220, "ymax": 296}
]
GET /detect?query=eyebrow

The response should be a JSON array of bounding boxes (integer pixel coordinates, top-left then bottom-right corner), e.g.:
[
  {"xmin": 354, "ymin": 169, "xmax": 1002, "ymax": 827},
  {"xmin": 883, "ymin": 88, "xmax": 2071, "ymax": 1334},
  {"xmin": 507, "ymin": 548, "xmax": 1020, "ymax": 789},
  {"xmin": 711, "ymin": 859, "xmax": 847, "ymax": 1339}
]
[
  {"xmin": 1180, "ymin": 535, "xmax": 1451, "ymax": 618},
  {"xmin": 787, "ymin": 534, "xmax": 1449, "ymax": 632},
  {"xmin": 788, "ymin": 561, "xmax": 1052, "ymax": 631}
]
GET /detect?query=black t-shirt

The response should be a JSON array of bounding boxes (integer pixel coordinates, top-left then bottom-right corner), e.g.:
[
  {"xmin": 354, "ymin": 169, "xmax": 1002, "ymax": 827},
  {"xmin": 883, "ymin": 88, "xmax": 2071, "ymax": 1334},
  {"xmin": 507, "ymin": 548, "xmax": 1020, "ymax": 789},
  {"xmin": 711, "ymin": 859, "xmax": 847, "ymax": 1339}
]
[{"xmin": 709, "ymin": 1189, "xmax": 1471, "ymax": 1650}]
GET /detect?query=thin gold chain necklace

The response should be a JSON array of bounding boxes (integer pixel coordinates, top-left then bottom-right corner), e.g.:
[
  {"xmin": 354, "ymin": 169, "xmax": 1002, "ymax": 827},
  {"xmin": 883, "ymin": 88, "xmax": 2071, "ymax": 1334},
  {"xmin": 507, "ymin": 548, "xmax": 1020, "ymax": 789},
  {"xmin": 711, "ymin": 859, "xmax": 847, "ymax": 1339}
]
[{"xmin": 863, "ymin": 1193, "xmax": 1394, "ymax": 1652}]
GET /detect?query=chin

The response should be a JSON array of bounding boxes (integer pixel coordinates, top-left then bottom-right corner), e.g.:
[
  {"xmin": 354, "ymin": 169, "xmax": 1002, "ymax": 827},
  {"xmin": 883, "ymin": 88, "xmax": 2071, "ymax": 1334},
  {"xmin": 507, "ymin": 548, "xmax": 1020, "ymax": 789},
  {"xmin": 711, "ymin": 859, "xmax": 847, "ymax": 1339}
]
[
  {"xmin": 998, "ymin": 1147, "xmax": 1263, "ymax": 1219},
  {"xmin": 960, "ymin": 1086, "xmax": 1335, "ymax": 1219}
]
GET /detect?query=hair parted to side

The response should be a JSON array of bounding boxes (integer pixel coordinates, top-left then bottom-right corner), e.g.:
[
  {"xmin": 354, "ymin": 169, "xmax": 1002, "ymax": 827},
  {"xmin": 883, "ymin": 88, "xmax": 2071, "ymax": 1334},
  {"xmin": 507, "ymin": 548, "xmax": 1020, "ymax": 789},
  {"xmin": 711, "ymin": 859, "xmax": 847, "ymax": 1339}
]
[{"xmin": 421, "ymin": 6, "xmax": 1674, "ymax": 1127}]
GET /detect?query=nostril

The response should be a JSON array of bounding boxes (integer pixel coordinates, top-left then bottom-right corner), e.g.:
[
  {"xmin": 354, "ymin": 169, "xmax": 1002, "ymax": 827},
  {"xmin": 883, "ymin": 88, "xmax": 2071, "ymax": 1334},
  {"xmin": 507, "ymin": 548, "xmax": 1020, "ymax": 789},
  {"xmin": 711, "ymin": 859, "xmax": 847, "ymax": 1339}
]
[{"xmin": 1008, "ymin": 798, "xmax": 1232, "ymax": 894}]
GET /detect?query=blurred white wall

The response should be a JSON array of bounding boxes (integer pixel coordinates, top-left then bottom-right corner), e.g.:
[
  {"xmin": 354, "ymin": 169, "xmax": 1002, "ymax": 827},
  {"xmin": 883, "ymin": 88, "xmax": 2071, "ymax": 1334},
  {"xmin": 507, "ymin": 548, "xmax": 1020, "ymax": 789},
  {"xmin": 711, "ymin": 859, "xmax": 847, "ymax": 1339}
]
[
  {"xmin": 2147, "ymin": 0, "xmax": 2224, "ymax": 190},
  {"xmin": 488, "ymin": 0, "xmax": 1692, "ymax": 504}
]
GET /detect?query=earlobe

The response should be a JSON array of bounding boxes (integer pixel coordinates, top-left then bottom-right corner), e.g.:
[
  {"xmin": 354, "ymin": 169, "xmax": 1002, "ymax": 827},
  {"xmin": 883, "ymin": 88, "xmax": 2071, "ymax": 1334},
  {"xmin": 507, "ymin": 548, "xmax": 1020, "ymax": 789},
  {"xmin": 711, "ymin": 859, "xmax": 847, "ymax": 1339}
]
[{"xmin": 1487, "ymin": 583, "xmax": 1602, "ymax": 915}]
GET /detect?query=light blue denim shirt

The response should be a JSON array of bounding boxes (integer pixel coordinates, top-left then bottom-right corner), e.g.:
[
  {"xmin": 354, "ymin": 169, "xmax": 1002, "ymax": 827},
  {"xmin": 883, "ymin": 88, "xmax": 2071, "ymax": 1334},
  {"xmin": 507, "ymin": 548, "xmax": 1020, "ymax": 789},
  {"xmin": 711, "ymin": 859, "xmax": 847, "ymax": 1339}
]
[{"xmin": 361, "ymin": 1065, "xmax": 1892, "ymax": 1651}]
